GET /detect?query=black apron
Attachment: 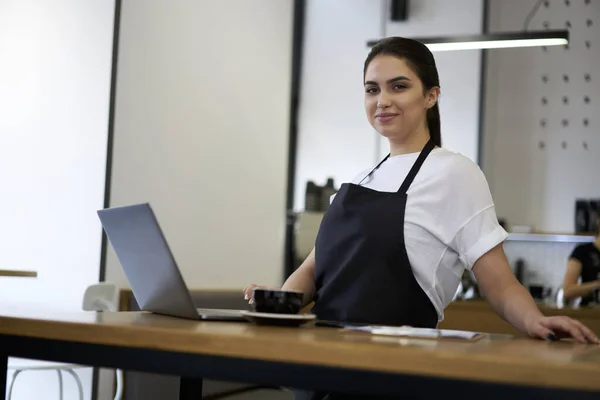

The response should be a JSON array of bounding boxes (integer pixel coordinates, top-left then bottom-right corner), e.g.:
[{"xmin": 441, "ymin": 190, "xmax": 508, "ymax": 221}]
[{"xmin": 295, "ymin": 140, "xmax": 438, "ymax": 400}]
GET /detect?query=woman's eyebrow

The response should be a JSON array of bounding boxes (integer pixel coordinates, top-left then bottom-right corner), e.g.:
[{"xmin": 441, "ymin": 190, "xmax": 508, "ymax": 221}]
[{"xmin": 364, "ymin": 76, "xmax": 410, "ymax": 86}]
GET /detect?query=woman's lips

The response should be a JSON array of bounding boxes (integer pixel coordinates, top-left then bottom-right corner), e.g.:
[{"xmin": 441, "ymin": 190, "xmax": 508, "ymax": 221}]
[{"xmin": 376, "ymin": 113, "xmax": 398, "ymax": 122}]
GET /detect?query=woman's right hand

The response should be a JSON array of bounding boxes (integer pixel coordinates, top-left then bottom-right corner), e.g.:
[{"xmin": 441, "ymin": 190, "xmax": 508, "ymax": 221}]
[{"xmin": 242, "ymin": 284, "xmax": 265, "ymax": 304}]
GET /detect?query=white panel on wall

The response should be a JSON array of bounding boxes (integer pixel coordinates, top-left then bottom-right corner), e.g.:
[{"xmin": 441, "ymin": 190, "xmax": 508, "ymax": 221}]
[
  {"xmin": 484, "ymin": 0, "xmax": 600, "ymax": 233},
  {"xmin": 294, "ymin": 0, "xmax": 382, "ymax": 211},
  {"xmin": 106, "ymin": 0, "xmax": 293, "ymax": 290},
  {"xmin": 295, "ymin": 0, "xmax": 483, "ymax": 212},
  {"xmin": 0, "ymin": 1, "xmax": 115, "ymax": 399}
]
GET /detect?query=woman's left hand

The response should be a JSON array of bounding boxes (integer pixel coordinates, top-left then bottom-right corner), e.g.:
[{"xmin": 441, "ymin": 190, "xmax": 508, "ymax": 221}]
[{"xmin": 525, "ymin": 315, "xmax": 600, "ymax": 344}]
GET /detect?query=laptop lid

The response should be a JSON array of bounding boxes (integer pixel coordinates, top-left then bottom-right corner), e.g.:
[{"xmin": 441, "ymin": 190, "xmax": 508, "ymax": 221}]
[{"xmin": 97, "ymin": 203, "xmax": 200, "ymax": 320}]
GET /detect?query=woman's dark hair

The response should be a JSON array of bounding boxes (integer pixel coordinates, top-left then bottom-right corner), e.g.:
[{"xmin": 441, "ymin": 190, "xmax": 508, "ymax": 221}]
[{"xmin": 364, "ymin": 37, "xmax": 442, "ymax": 147}]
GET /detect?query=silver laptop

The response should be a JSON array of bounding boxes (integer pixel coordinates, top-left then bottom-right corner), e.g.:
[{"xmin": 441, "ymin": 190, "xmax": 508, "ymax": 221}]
[{"xmin": 97, "ymin": 203, "xmax": 247, "ymax": 321}]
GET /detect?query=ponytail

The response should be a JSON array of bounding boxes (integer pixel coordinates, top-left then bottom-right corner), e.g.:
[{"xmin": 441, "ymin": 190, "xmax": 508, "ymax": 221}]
[{"xmin": 427, "ymin": 102, "xmax": 441, "ymax": 147}]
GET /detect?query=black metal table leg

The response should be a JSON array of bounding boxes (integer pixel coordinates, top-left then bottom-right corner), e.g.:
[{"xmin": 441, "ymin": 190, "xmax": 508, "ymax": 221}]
[
  {"xmin": 179, "ymin": 377, "xmax": 203, "ymax": 400},
  {"xmin": 1, "ymin": 353, "xmax": 7, "ymax": 398}
]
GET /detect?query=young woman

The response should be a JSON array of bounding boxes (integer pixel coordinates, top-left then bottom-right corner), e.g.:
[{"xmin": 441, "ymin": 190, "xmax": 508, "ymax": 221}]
[
  {"xmin": 245, "ymin": 37, "xmax": 598, "ymax": 346},
  {"xmin": 563, "ymin": 217, "xmax": 600, "ymax": 305}
]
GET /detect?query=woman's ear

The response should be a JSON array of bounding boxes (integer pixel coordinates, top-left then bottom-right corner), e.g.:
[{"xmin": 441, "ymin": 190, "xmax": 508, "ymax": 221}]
[{"xmin": 425, "ymin": 87, "xmax": 440, "ymax": 110}]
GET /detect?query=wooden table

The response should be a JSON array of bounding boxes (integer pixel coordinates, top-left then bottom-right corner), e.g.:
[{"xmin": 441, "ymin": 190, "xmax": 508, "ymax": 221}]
[
  {"xmin": 0, "ymin": 270, "xmax": 37, "ymax": 278},
  {"xmin": 1, "ymin": 311, "xmax": 600, "ymax": 399}
]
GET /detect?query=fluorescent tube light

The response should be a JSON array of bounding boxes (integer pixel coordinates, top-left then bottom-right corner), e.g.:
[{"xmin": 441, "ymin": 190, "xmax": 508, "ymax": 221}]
[{"xmin": 367, "ymin": 30, "xmax": 569, "ymax": 52}]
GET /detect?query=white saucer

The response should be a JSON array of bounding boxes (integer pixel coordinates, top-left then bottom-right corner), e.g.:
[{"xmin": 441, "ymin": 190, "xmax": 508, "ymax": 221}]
[{"xmin": 240, "ymin": 311, "xmax": 316, "ymax": 326}]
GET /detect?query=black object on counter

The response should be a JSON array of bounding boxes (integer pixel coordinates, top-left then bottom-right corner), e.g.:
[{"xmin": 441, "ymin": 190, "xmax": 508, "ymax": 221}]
[
  {"xmin": 575, "ymin": 199, "xmax": 590, "ymax": 233},
  {"xmin": 321, "ymin": 178, "xmax": 337, "ymax": 211},
  {"xmin": 589, "ymin": 200, "xmax": 600, "ymax": 233},
  {"xmin": 305, "ymin": 181, "xmax": 321, "ymax": 212},
  {"xmin": 305, "ymin": 178, "xmax": 338, "ymax": 212},
  {"xmin": 514, "ymin": 258, "xmax": 525, "ymax": 285},
  {"xmin": 528, "ymin": 285, "xmax": 551, "ymax": 301}
]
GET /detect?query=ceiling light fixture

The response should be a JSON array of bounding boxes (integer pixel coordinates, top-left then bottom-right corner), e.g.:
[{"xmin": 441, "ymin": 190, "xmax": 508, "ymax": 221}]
[{"xmin": 367, "ymin": 30, "xmax": 569, "ymax": 52}]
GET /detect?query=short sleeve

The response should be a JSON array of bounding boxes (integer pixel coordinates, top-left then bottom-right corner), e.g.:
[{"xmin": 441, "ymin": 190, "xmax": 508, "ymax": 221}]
[
  {"xmin": 446, "ymin": 159, "xmax": 508, "ymax": 270},
  {"xmin": 451, "ymin": 208, "xmax": 508, "ymax": 269},
  {"xmin": 570, "ymin": 245, "xmax": 587, "ymax": 263}
]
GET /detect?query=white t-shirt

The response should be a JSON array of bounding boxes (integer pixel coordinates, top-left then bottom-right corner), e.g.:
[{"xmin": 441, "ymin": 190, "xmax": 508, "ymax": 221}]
[{"xmin": 338, "ymin": 147, "xmax": 508, "ymax": 322}]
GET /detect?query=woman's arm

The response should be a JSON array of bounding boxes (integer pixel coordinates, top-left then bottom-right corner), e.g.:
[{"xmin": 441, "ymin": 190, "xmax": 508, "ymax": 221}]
[
  {"xmin": 281, "ymin": 248, "xmax": 316, "ymax": 306},
  {"xmin": 472, "ymin": 244, "xmax": 598, "ymax": 344},
  {"xmin": 243, "ymin": 247, "xmax": 316, "ymax": 307},
  {"xmin": 562, "ymin": 259, "xmax": 600, "ymax": 300}
]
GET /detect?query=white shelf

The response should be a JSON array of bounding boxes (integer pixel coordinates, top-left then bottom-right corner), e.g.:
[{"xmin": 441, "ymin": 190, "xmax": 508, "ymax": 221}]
[{"xmin": 506, "ymin": 233, "xmax": 595, "ymax": 243}]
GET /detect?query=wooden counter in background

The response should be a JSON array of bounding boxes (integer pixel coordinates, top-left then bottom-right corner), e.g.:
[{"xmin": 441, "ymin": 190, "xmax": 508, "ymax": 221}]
[{"xmin": 440, "ymin": 300, "xmax": 600, "ymax": 336}]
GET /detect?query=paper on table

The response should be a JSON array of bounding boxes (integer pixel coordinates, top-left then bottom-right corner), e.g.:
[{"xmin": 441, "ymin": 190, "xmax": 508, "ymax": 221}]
[{"xmin": 343, "ymin": 325, "xmax": 482, "ymax": 340}]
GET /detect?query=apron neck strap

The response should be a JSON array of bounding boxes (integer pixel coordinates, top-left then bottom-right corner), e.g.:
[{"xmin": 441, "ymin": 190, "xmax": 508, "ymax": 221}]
[
  {"xmin": 357, "ymin": 139, "xmax": 436, "ymax": 189},
  {"xmin": 398, "ymin": 139, "xmax": 436, "ymax": 194},
  {"xmin": 357, "ymin": 154, "xmax": 390, "ymax": 185}
]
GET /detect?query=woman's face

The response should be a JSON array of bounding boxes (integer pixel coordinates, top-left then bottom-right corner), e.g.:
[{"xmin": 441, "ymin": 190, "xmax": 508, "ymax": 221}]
[{"xmin": 364, "ymin": 55, "xmax": 438, "ymax": 140}]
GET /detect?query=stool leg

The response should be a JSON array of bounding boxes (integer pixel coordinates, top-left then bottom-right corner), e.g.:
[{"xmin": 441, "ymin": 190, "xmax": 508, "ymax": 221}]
[
  {"xmin": 179, "ymin": 377, "xmax": 203, "ymax": 400},
  {"xmin": 57, "ymin": 370, "xmax": 64, "ymax": 400},
  {"xmin": 114, "ymin": 369, "xmax": 123, "ymax": 400},
  {"xmin": 64, "ymin": 369, "xmax": 84, "ymax": 400},
  {"xmin": 7, "ymin": 370, "xmax": 23, "ymax": 400}
]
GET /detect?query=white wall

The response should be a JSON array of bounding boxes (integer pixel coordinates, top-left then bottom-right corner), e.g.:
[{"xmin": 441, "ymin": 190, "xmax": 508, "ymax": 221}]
[
  {"xmin": 294, "ymin": 0, "xmax": 382, "ymax": 211},
  {"xmin": 295, "ymin": 0, "xmax": 483, "ymax": 211},
  {"xmin": 0, "ymin": 1, "xmax": 115, "ymax": 399},
  {"xmin": 105, "ymin": 0, "xmax": 293, "ymax": 291},
  {"xmin": 483, "ymin": 0, "xmax": 600, "ymax": 233}
]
